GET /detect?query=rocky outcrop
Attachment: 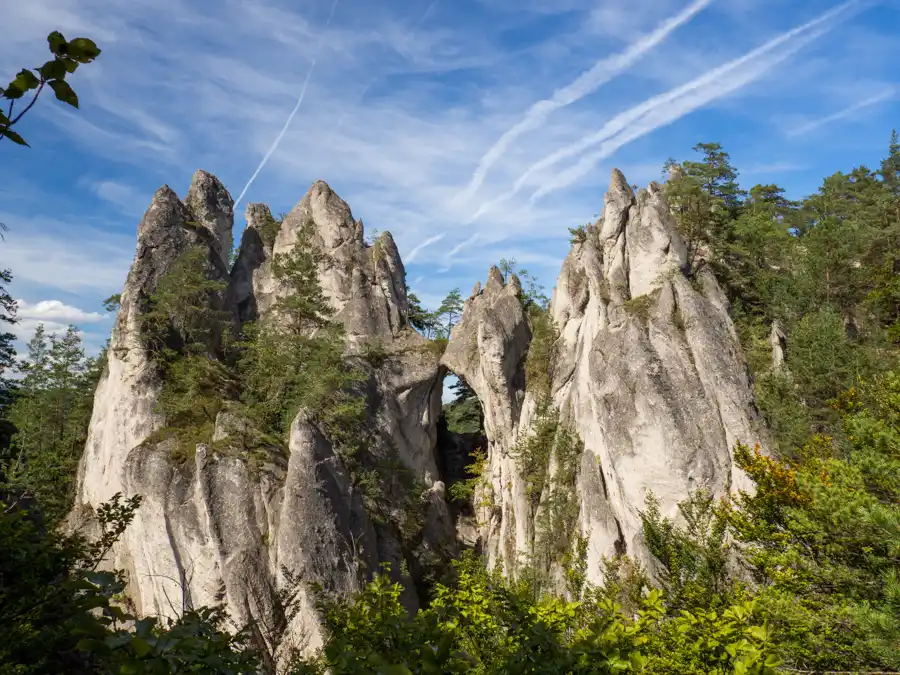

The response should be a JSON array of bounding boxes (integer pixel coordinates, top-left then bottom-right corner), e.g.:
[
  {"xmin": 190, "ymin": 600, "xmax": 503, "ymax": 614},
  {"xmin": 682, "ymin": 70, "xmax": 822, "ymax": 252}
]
[
  {"xmin": 441, "ymin": 268, "xmax": 533, "ymax": 574},
  {"xmin": 443, "ymin": 169, "xmax": 763, "ymax": 586},
  {"xmin": 73, "ymin": 165, "xmax": 765, "ymax": 653},
  {"xmin": 72, "ymin": 173, "xmax": 450, "ymax": 661},
  {"xmin": 185, "ymin": 170, "xmax": 235, "ymax": 266},
  {"xmin": 770, "ymin": 321, "xmax": 787, "ymax": 371}
]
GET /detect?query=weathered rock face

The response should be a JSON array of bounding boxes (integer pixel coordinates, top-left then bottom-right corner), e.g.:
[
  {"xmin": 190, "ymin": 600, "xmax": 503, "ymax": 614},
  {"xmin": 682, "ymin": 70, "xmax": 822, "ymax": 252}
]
[
  {"xmin": 73, "ymin": 166, "xmax": 765, "ymax": 653},
  {"xmin": 185, "ymin": 170, "xmax": 235, "ymax": 266},
  {"xmin": 443, "ymin": 170, "xmax": 763, "ymax": 585},
  {"xmin": 72, "ymin": 173, "xmax": 449, "ymax": 660}
]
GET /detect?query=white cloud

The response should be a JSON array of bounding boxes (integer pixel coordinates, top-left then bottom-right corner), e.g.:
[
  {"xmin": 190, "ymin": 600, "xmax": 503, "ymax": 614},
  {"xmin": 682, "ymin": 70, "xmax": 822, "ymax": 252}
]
[
  {"xmin": 10, "ymin": 301, "xmax": 108, "ymax": 349},
  {"xmin": 16, "ymin": 299, "xmax": 108, "ymax": 324},
  {"xmin": 0, "ymin": 213, "xmax": 133, "ymax": 295},
  {"xmin": 11, "ymin": 319, "xmax": 73, "ymax": 342}
]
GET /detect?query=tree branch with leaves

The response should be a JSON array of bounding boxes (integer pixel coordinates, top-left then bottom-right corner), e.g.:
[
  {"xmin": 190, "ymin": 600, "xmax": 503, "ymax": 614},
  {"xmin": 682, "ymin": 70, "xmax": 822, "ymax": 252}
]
[{"xmin": 0, "ymin": 31, "xmax": 101, "ymax": 147}]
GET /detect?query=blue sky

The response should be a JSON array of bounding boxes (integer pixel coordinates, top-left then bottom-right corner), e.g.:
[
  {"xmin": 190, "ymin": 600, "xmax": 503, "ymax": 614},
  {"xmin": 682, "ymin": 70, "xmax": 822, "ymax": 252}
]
[{"xmin": 1, "ymin": 0, "xmax": 899, "ymax": 357}]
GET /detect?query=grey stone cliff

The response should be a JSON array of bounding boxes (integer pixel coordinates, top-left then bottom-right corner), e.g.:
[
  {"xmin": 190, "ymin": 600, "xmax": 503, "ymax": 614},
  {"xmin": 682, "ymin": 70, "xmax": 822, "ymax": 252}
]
[
  {"xmin": 72, "ymin": 167, "xmax": 765, "ymax": 655},
  {"xmin": 72, "ymin": 173, "xmax": 450, "ymax": 660},
  {"xmin": 442, "ymin": 169, "xmax": 762, "ymax": 586}
]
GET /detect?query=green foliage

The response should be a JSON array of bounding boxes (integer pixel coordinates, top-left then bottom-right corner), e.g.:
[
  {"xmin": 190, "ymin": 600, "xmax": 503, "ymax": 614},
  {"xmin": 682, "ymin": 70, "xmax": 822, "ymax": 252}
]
[
  {"xmin": 141, "ymin": 245, "xmax": 229, "ymax": 355},
  {"xmin": 405, "ymin": 286, "xmax": 463, "ymax": 341},
  {"xmin": 666, "ymin": 137, "xmax": 900, "ymax": 454},
  {"xmin": 257, "ymin": 211, "xmax": 283, "ymax": 248},
  {"xmin": 640, "ymin": 490, "xmax": 732, "ymax": 612},
  {"xmin": 238, "ymin": 221, "xmax": 367, "ymax": 449},
  {"xmin": 442, "ymin": 376, "xmax": 483, "ymax": 436},
  {"xmin": 140, "ymin": 245, "xmax": 233, "ymax": 457},
  {"xmin": 268, "ymin": 220, "xmax": 332, "ymax": 335},
  {"xmin": 622, "ymin": 293, "xmax": 656, "ymax": 323},
  {"xmin": 442, "ymin": 394, "xmax": 482, "ymax": 435},
  {"xmin": 532, "ymin": 416, "xmax": 583, "ymax": 583},
  {"xmin": 524, "ymin": 304, "xmax": 557, "ymax": 400},
  {"xmin": 0, "ymin": 269, "xmax": 18, "ymax": 422},
  {"xmin": 568, "ymin": 224, "xmax": 588, "ymax": 244},
  {"xmin": 0, "ymin": 491, "xmax": 267, "ymax": 674},
  {"xmin": 360, "ymin": 337, "xmax": 389, "ymax": 368},
  {"xmin": 447, "ymin": 447, "xmax": 488, "ymax": 505},
  {"xmin": 405, "ymin": 289, "xmax": 440, "ymax": 337},
  {"xmin": 101, "ymin": 293, "xmax": 121, "ymax": 313},
  {"xmin": 293, "ymin": 555, "xmax": 778, "ymax": 675},
  {"xmin": 3, "ymin": 325, "xmax": 101, "ymax": 526},
  {"xmin": 511, "ymin": 399, "xmax": 585, "ymax": 587},
  {"xmin": 435, "ymin": 288, "xmax": 464, "ymax": 339},
  {"xmin": 718, "ymin": 373, "xmax": 900, "ymax": 672},
  {"xmin": 1, "ymin": 32, "xmax": 101, "ymax": 147},
  {"xmin": 499, "ymin": 257, "xmax": 550, "ymax": 310}
]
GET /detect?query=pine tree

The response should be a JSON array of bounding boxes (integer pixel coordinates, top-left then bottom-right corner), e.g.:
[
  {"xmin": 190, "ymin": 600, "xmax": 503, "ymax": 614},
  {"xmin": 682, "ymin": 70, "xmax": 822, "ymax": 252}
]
[
  {"xmin": 683, "ymin": 142, "xmax": 745, "ymax": 209},
  {"xmin": 406, "ymin": 290, "xmax": 439, "ymax": 338},
  {"xmin": 3, "ymin": 325, "xmax": 98, "ymax": 526},
  {"xmin": 879, "ymin": 128, "xmax": 900, "ymax": 193},
  {"xmin": 0, "ymin": 268, "xmax": 18, "ymax": 455},
  {"xmin": 436, "ymin": 288, "xmax": 464, "ymax": 339}
]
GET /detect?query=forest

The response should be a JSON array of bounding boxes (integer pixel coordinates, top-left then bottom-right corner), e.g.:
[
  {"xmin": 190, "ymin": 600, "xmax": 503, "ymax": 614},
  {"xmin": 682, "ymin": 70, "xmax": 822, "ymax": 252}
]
[{"xmin": 2, "ymin": 30, "xmax": 900, "ymax": 675}]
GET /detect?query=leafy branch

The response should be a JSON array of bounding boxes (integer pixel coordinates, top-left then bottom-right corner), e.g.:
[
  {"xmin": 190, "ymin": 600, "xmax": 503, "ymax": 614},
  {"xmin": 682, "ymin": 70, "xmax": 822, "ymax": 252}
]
[{"xmin": 0, "ymin": 31, "xmax": 101, "ymax": 147}]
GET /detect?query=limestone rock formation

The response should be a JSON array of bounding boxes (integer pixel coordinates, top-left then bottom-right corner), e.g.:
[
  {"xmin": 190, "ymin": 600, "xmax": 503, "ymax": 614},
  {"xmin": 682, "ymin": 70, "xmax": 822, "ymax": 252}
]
[
  {"xmin": 72, "ymin": 173, "xmax": 449, "ymax": 660},
  {"xmin": 185, "ymin": 169, "xmax": 235, "ymax": 266},
  {"xmin": 443, "ymin": 169, "xmax": 763, "ymax": 585},
  {"xmin": 72, "ymin": 165, "xmax": 766, "ymax": 654},
  {"xmin": 769, "ymin": 320, "xmax": 787, "ymax": 371}
]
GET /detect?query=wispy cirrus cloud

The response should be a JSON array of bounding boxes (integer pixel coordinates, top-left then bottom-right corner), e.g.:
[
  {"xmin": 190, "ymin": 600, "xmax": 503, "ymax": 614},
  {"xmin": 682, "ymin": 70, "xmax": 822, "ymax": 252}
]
[
  {"xmin": 472, "ymin": 0, "xmax": 862, "ymax": 213},
  {"xmin": 89, "ymin": 180, "xmax": 149, "ymax": 216},
  {"xmin": 0, "ymin": 0, "xmax": 896, "ymax": 324},
  {"xmin": 405, "ymin": 233, "xmax": 446, "ymax": 263},
  {"xmin": 455, "ymin": 0, "xmax": 714, "ymax": 206},
  {"xmin": 234, "ymin": 0, "xmax": 341, "ymax": 209}
]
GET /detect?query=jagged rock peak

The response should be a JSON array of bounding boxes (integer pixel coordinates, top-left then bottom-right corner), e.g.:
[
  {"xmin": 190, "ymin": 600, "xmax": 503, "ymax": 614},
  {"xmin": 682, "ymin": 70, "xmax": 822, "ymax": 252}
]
[
  {"xmin": 279, "ymin": 179, "xmax": 361, "ymax": 252},
  {"xmin": 245, "ymin": 202, "xmax": 275, "ymax": 236},
  {"xmin": 609, "ymin": 167, "xmax": 633, "ymax": 199},
  {"xmin": 74, "ymin": 172, "xmax": 452, "ymax": 661},
  {"xmin": 231, "ymin": 203, "xmax": 277, "ymax": 323},
  {"xmin": 258, "ymin": 180, "xmax": 410, "ymax": 339},
  {"xmin": 185, "ymin": 169, "xmax": 234, "ymax": 265},
  {"xmin": 136, "ymin": 185, "xmax": 183, "ymax": 240},
  {"xmin": 445, "ymin": 168, "xmax": 764, "ymax": 584}
]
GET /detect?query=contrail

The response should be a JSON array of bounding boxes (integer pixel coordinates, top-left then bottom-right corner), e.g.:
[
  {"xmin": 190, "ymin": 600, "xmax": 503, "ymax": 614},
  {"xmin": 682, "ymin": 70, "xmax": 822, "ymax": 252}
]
[
  {"xmin": 405, "ymin": 233, "xmax": 445, "ymax": 262},
  {"xmin": 529, "ymin": 30, "xmax": 833, "ymax": 202},
  {"xmin": 787, "ymin": 87, "xmax": 895, "ymax": 136},
  {"xmin": 444, "ymin": 233, "xmax": 479, "ymax": 263},
  {"xmin": 453, "ymin": 0, "xmax": 713, "ymax": 206},
  {"xmin": 235, "ymin": 0, "xmax": 340, "ymax": 210},
  {"xmin": 470, "ymin": 0, "xmax": 859, "ymax": 220}
]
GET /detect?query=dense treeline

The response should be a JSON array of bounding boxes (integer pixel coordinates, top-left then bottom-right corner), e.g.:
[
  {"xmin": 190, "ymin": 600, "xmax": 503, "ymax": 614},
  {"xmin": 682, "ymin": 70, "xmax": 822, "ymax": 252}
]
[
  {"xmin": 2, "ymin": 31, "xmax": 900, "ymax": 668},
  {"xmin": 663, "ymin": 137, "xmax": 900, "ymax": 453}
]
